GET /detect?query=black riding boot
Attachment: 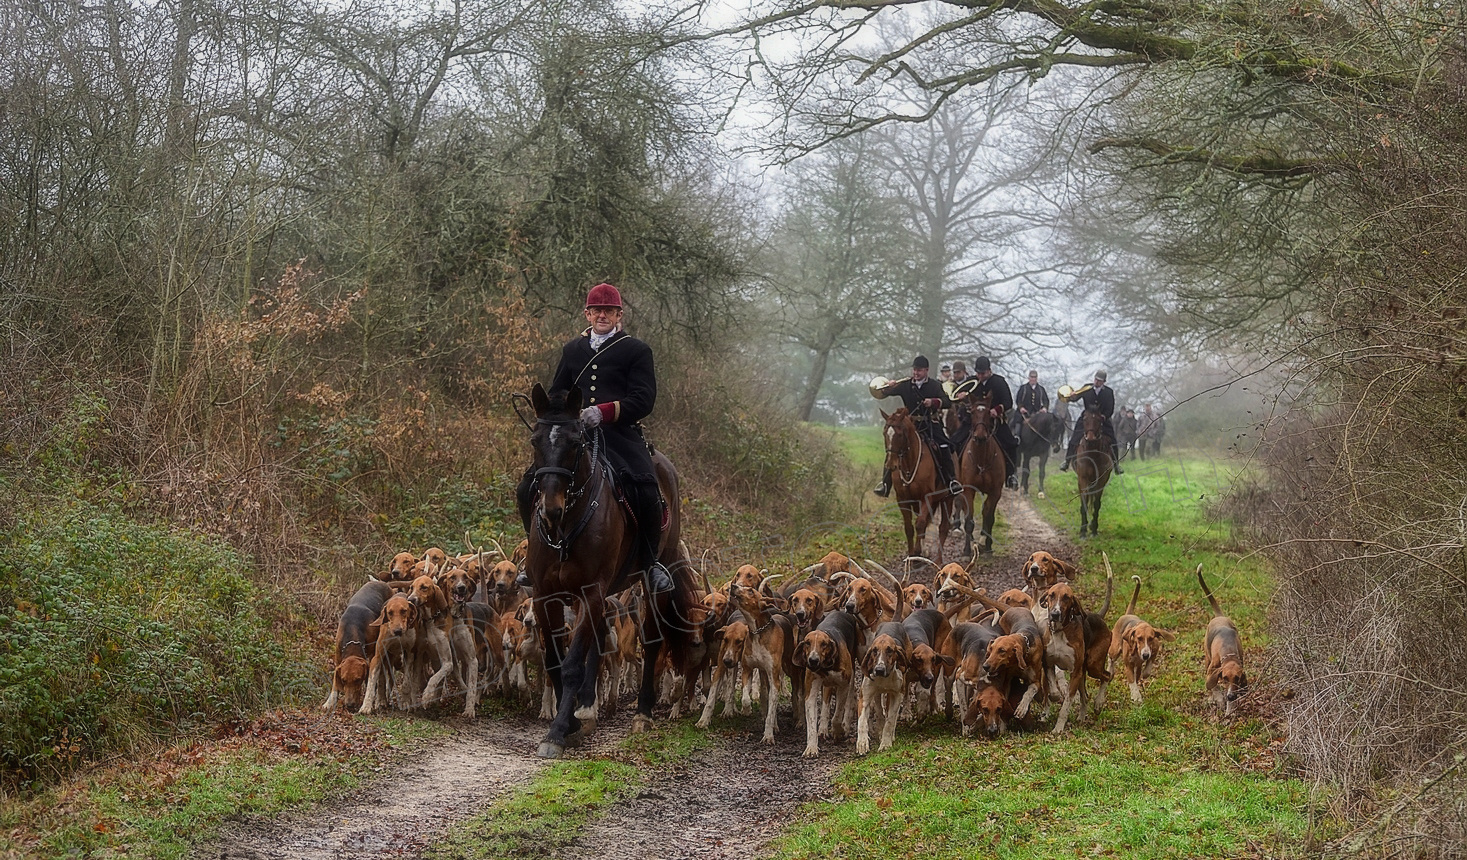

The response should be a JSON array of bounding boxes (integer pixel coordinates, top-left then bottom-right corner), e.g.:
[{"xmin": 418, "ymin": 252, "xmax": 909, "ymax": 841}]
[
  {"xmin": 1112, "ymin": 443, "xmax": 1124, "ymax": 474},
  {"xmin": 874, "ymin": 467, "xmax": 892, "ymax": 497},
  {"xmin": 631, "ymin": 482, "xmax": 673, "ymax": 593}
]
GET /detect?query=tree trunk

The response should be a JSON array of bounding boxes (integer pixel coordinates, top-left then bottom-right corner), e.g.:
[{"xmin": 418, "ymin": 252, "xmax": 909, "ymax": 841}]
[{"xmin": 797, "ymin": 322, "xmax": 845, "ymax": 421}]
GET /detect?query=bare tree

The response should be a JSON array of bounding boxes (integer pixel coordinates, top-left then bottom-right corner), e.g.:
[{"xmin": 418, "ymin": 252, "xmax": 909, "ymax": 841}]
[{"xmin": 761, "ymin": 135, "xmax": 913, "ymax": 420}]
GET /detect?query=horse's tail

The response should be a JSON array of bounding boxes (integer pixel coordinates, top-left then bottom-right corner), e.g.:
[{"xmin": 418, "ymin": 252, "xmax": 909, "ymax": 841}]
[
  {"xmin": 1196, "ymin": 563, "xmax": 1224, "ymax": 617},
  {"xmin": 662, "ymin": 564, "xmax": 701, "ymax": 669}
]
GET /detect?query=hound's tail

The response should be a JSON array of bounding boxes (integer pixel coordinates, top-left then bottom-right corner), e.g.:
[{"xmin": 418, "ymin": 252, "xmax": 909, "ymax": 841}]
[
  {"xmin": 1098, "ymin": 552, "xmax": 1115, "ymax": 618},
  {"xmin": 1196, "ymin": 564, "xmax": 1223, "ymax": 617},
  {"xmin": 1125, "ymin": 575, "xmax": 1142, "ymax": 617}
]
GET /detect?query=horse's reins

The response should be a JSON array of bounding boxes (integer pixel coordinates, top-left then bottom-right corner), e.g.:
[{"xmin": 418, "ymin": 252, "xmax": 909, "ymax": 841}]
[{"xmin": 532, "ymin": 418, "xmax": 604, "ymax": 561}]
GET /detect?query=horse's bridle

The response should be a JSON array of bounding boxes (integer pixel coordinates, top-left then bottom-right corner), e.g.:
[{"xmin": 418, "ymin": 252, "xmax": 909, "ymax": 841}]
[
  {"xmin": 886, "ymin": 417, "xmax": 924, "ymax": 486},
  {"xmin": 531, "ymin": 417, "xmax": 604, "ymax": 561}
]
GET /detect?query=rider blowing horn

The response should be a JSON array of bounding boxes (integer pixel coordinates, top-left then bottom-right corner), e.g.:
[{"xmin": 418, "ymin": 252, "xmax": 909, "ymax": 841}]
[
  {"xmin": 1059, "ymin": 368, "xmax": 1124, "ymax": 475},
  {"xmin": 514, "ymin": 282, "xmax": 674, "ymax": 593},
  {"xmin": 962, "ymin": 356, "xmax": 1020, "ymax": 490},
  {"xmin": 873, "ymin": 355, "xmax": 963, "ymax": 498}
]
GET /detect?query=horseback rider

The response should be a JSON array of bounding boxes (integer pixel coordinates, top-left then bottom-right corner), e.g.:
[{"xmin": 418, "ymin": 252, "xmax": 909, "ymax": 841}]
[
  {"xmin": 946, "ymin": 359, "xmax": 973, "ymax": 453},
  {"xmin": 515, "ymin": 282, "xmax": 673, "ymax": 592},
  {"xmin": 873, "ymin": 355, "xmax": 962, "ymax": 498},
  {"xmin": 1059, "ymin": 369, "xmax": 1124, "ymax": 474},
  {"xmin": 1014, "ymin": 370, "xmax": 1049, "ymax": 420},
  {"xmin": 960, "ymin": 356, "xmax": 1020, "ymax": 490}
]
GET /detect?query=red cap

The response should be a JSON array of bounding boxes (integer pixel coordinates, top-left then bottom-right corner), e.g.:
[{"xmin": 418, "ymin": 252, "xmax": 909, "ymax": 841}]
[{"xmin": 585, "ymin": 283, "xmax": 623, "ymax": 308}]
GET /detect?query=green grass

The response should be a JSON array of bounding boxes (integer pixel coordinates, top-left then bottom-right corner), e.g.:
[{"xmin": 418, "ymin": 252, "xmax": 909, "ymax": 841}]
[
  {"xmin": 0, "ymin": 715, "xmax": 442, "ymax": 860},
  {"xmin": 768, "ymin": 446, "xmax": 1324, "ymax": 860},
  {"xmin": 823, "ymin": 424, "xmax": 888, "ymax": 470},
  {"xmin": 426, "ymin": 759, "xmax": 636, "ymax": 860},
  {"xmin": 426, "ymin": 719, "xmax": 710, "ymax": 860}
]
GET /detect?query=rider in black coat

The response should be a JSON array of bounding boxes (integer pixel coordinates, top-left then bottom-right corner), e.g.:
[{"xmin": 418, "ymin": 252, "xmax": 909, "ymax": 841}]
[
  {"xmin": 873, "ymin": 355, "xmax": 962, "ymax": 498},
  {"xmin": 963, "ymin": 356, "xmax": 1019, "ymax": 489},
  {"xmin": 1060, "ymin": 369, "xmax": 1124, "ymax": 474},
  {"xmin": 516, "ymin": 282, "xmax": 671, "ymax": 590}
]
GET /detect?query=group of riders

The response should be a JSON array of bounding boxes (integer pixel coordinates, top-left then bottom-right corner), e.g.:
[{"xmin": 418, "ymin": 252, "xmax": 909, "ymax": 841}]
[
  {"xmin": 519, "ymin": 281, "xmax": 1147, "ymax": 598},
  {"xmin": 870, "ymin": 355, "xmax": 1126, "ymax": 500}
]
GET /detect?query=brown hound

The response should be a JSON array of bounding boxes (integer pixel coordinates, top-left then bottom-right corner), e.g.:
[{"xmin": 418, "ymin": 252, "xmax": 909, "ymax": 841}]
[
  {"xmin": 1198, "ymin": 564, "xmax": 1248, "ymax": 714},
  {"xmin": 1109, "ymin": 575, "xmax": 1176, "ymax": 705}
]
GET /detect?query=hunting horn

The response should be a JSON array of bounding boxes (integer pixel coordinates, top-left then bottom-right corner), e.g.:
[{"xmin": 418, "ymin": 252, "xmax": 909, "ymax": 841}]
[{"xmin": 1057, "ymin": 383, "xmax": 1093, "ymax": 402}]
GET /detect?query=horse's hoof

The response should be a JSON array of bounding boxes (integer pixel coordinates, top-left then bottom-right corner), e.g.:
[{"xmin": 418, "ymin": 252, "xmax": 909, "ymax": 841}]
[
  {"xmin": 1037, "ymin": 492, "xmax": 1046, "ymax": 499},
  {"xmin": 537, "ymin": 741, "xmax": 565, "ymax": 759},
  {"xmin": 632, "ymin": 714, "xmax": 653, "ymax": 734}
]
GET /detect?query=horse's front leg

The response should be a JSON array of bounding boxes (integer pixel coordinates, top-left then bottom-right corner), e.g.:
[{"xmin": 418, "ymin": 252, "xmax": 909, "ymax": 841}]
[
  {"xmin": 982, "ymin": 492, "xmax": 1000, "ymax": 554},
  {"xmin": 539, "ymin": 614, "xmax": 593, "ymax": 759},
  {"xmin": 1036, "ymin": 452, "xmax": 1048, "ymax": 497},
  {"xmin": 533, "ymin": 599, "xmax": 568, "ymax": 715},
  {"xmin": 1091, "ymin": 489, "xmax": 1104, "ymax": 536},
  {"xmin": 914, "ymin": 501, "xmax": 932, "ymax": 559},
  {"xmin": 961, "ymin": 490, "xmax": 976, "ymax": 559},
  {"xmin": 572, "ymin": 591, "xmax": 608, "ymax": 731},
  {"xmin": 935, "ymin": 498, "xmax": 951, "ymax": 566},
  {"xmin": 901, "ymin": 501, "xmax": 919, "ymax": 557}
]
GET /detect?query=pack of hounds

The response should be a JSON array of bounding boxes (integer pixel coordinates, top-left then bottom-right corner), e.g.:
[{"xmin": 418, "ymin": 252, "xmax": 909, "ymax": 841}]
[{"xmin": 323, "ymin": 541, "xmax": 1250, "ymax": 756}]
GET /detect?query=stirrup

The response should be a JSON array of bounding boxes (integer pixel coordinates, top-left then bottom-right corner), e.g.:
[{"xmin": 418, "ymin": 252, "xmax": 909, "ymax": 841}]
[
  {"xmin": 645, "ymin": 562, "xmax": 674, "ymax": 594},
  {"xmin": 948, "ymin": 480, "xmax": 963, "ymax": 496},
  {"xmin": 873, "ymin": 482, "xmax": 891, "ymax": 497}
]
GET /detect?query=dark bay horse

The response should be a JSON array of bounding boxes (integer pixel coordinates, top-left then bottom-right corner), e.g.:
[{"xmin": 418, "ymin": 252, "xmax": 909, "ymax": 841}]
[
  {"xmin": 880, "ymin": 407, "xmax": 953, "ymax": 565},
  {"xmin": 957, "ymin": 396, "xmax": 1005, "ymax": 557},
  {"xmin": 1074, "ymin": 406, "xmax": 1114, "ymax": 537},
  {"xmin": 1017, "ymin": 410, "xmax": 1066, "ymax": 499},
  {"xmin": 525, "ymin": 383, "xmax": 699, "ymax": 758}
]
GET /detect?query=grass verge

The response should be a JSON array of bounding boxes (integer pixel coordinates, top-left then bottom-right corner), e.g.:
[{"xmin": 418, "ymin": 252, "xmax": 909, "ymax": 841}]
[
  {"xmin": 768, "ymin": 446, "xmax": 1331, "ymax": 860},
  {"xmin": 0, "ymin": 713, "xmax": 442, "ymax": 860}
]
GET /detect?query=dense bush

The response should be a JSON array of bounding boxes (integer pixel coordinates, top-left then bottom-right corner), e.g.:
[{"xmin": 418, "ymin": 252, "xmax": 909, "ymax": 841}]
[{"xmin": 0, "ymin": 498, "xmax": 313, "ymax": 785}]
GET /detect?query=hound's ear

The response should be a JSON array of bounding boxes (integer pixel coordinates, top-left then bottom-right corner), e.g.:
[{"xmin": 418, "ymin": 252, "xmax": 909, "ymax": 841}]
[
  {"xmin": 405, "ymin": 602, "xmax": 419, "ymax": 625},
  {"xmin": 1056, "ymin": 559, "xmax": 1079, "ymax": 579},
  {"xmin": 432, "ymin": 585, "xmax": 449, "ymax": 613},
  {"xmin": 939, "ymin": 654, "xmax": 955, "ymax": 669},
  {"xmin": 1123, "ymin": 628, "xmax": 1139, "ymax": 645},
  {"xmin": 860, "ymin": 648, "xmax": 877, "ymax": 674},
  {"xmin": 1157, "ymin": 629, "xmax": 1177, "ymax": 642},
  {"xmin": 1237, "ymin": 673, "xmax": 1250, "ymax": 690},
  {"xmin": 1015, "ymin": 645, "xmax": 1028, "ymax": 670},
  {"xmin": 531, "ymin": 382, "xmax": 550, "ymax": 416}
]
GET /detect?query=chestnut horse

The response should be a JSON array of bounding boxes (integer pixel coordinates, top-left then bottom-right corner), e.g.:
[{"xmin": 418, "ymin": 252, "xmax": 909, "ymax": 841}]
[
  {"xmin": 1074, "ymin": 405, "xmax": 1114, "ymax": 537},
  {"xmin": 524, "ymin": 383, "xmax": 699, "ymax": 758},
  {"xmin": 880, "ymin": 407, "xmax": 953, "ymax": 565},
  {"xmin": 957, "ymin": 395, "xmax": 1005, "ymax": 557}
]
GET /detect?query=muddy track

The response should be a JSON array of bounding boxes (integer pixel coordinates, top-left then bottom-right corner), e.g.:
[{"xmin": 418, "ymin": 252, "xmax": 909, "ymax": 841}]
[{"xmin": 204, "ymin": 492, "xmax": 1071, "ymax": 860}]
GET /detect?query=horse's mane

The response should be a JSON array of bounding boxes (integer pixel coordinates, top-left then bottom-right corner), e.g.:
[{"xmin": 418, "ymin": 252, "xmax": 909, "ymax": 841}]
[{"xmin": 543, "ymin": 390, "xmax": 575, "ymax": 417}]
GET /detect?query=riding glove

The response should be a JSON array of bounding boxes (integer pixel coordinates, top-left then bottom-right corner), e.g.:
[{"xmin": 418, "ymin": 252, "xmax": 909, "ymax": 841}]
[{"xmin": 579, "ymin": 406, "xmax": 602, "ymax": 427}]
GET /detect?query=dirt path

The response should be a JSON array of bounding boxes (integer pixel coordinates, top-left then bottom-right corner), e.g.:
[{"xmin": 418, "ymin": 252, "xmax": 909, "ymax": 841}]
[
  {"xmin": 208, "ymin": 718, "xmax": 546, "ymax": 859},
  {"xmin": 205, "ymin": 492, "xmax": 1069, "ymax": 860}
]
